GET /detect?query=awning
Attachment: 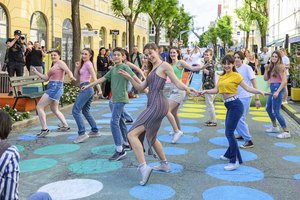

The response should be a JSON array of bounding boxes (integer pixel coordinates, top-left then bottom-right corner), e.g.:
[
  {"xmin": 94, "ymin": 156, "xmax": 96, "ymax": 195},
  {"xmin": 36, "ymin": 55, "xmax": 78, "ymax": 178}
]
[
  {"xmin": 267, "ymin": 38, "xmax": 285, "ymax": 47},
  {"xmin": 290, "ymin": 35, "xmax": 300, "ymax": 43}
]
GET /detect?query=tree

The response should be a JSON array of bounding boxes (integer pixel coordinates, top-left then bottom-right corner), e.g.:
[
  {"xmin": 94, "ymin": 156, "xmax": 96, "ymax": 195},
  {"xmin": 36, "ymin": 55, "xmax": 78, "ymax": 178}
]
[
  {"xmin": 244, "ymin": 0, "xmax": 268, "ymax": 47},
  {"xmin": 235, "ymin": 4, "xmax": 252, "ymax": 49},
  {"xmin": 71, "ymin": 0, "xmax": 81, "ymax": 71},
  {"xmin": 165, "ymin": 5, "xmax": 192, "ymax": 47},
  {"xmin": 111, "ymin": 0, "xmax": 149, "ymax": 54},
  {"xmin": 216, "ymin": 15, "xmax": 233, "ymax": 48},
  {"xmin": 207, "ymin": 25, "xmax": 218, "ymax": 55},
  {"xmin": 199, "ymin": 31, "xmax": 209, "ymax": 47},
  {"xmin": 147, "ymin": 0, "xmax": 178, "ymax": 45}
]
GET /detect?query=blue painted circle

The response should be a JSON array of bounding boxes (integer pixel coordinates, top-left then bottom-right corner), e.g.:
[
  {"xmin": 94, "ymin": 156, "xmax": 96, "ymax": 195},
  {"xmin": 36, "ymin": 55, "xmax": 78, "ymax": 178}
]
[
  {"xmin": 274, "ymin": 142, "xmax": 296, "ymax": 148},
  {"xmin": 15, "ymin": 145, "xmax": 25, "ymax": 152},
  {"xmin": 209, "ymin": 137, "xmax": 243, "ymax": 147},
  {"xmin": 18, "ymin": 135, "xmax": 37, "ymax": 141},
  {"xmin": 21, "ymin": 158, "xmax": 58, "ymax": 173},
  {"xmin": 208, "ymin": 148, "xmax": 257, "ymax": 161},
  {"xmin": 129, "ymin": 184, "xmax": 175, "ymax": 200},
  {"xmin": 34, "ymin": 144, "xmax": 80, "ymax": 155},
  {"xmin": 67, "ymin": 135, "xmax": 77, "ymax": 140},
  {"xmin": 294, "ymin": 174, "xmax": 300, "ymax": 180},
  {"xmin": 148, "ymin": 162, "xmax": 183, "ymax": 174},
  {"xmin": 91, "ymin": 145, "xmax": 115, "ymax": 155},
  {"xmin": 267, "ymin": 133, "xmax": 278, "ymax": 137},
  {"xmin": 283, "ymin": 156, "xmax": 300, "ymax": 164},
  {"xmin": 164, "ymin": 125, "xmax": 202, "ymax": 133},
  {"xmin": 205, "ymin": 164, "xmax": 264, "ymax": 182},
  {"xmin": 96, "ymin": 119, "xmax": 111, "ymax": 124},
  {"xmin": 125, "ymin": 103, "xmax": 145, "ymax": 108},
  {"xmin": 203, "ymin": 186, "xmax": 273, "ymax": 200},
  {"xmin": 163, "ymin": 147, "xmax": 188, "ymax": 155},
  {"xmin": 158, "ymin": 135, "xmax": 200, "ymax": 144},
  {"xmin": 263, "ymin": 124, "xmax": 272, "ymax": 128},
  {"xmin": 216, "ymin": 129, "xmax": 238, "ymax": 135},
  {"xmin": 102, "ymin": 113, "xmax": 112, "ymax": 118},
  {"xmin": 47, "ymin": 125, "xmax": 60, "ymax": 130},
  {"xmin": 124, "ymin": 107, "xmax": 139, "ymax": 112},
  {"xmin": 181, "ymin": 119, "xmax": 198, "ymax": 124},
  {"xmin": 69, "ymin": 159, "xmax": 123, "ymax": 174}
]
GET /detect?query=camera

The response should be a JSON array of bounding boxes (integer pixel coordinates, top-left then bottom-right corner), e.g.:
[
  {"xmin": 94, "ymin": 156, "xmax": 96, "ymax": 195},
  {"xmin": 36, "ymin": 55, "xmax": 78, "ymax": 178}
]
[{"xmin": 20, "ymin": 35, "xmax": 26, "ymax": 40}]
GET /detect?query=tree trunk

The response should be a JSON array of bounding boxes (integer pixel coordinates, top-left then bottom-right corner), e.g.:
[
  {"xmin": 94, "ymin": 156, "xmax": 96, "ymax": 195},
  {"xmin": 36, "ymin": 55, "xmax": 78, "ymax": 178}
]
[
  {"xmin": 71, "ymin": 0, "xmax": 81, "ymax": 72},
  {"xmin": 155, "ymin": 25, "xmax": 161, "ymax": 46},
  {"xmin": 245, "ymin": 31, "xmax": 250, "ymax": 50},
  {"xmin": 128, "ymin": 20, "xmax": 134, "ymax": 55},
  {"xmin": 261, "ymin": 35, "xmax": 266, "ymax": 48}
]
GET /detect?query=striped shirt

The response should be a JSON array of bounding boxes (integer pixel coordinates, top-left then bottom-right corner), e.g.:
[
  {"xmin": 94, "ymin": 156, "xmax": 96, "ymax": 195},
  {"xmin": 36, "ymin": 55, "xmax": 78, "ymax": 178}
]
[{"xmin": 0, "ymin": 146, "xmax": 20, "ymax": 200}]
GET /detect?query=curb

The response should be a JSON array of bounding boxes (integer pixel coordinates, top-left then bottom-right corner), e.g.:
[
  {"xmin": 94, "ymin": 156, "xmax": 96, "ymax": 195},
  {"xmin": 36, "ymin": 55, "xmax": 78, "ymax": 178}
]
[
  {"xmin": 12, "ymin": 103, "xmax": 74, "ymax": 131},
  {"xmin": 282, "ymin": 104, "xmax": 300, "ymax": 124}
]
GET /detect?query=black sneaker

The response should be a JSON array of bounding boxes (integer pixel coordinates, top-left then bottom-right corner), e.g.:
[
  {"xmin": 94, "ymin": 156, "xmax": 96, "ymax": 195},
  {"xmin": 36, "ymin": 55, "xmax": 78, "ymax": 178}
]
[
  {"xmin": 109, "ymin": 150, "xmax": 127, "ymax": 161},
  {"xmin": 8, "ymin": 91, "xmax": 13, "ymax": 96},
  {"xmin": 37, "ymin": 129, "xmax": 50, "ymax": 138},
  {"xmin": 240, "ymin": 140, "xmax": 254, "ymax": 149},
  {"xmin": 235, "ymin": 135, "xmax": 244, "ymax": 140},
  {"xmin": 17, "ymin": 91, "xmax": 22, "ymax": 96},
  {"xmin": 123, "ymin": 144, "xmax": 132, "ymax": 151}
]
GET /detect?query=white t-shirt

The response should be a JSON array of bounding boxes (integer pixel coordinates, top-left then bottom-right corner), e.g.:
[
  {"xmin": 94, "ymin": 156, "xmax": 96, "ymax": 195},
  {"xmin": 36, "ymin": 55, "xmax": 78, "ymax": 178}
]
[
  {"xmin": 260, "ymin": 52, "xmax": 270, "ymax": 64},
  {"xmin": 183, "ymin": 53, "xmax": 192, "ymax": 65},
  {"xmin": 236, "ymin": 64, "xmax": 256, "ymax": 98},
  {"xmin": 282, "ymin": 55, "xmax": 290, "ymax": 76},
  {"xmin": 190, "ymin": 52, "xmax": 202, "ymax": 65}
]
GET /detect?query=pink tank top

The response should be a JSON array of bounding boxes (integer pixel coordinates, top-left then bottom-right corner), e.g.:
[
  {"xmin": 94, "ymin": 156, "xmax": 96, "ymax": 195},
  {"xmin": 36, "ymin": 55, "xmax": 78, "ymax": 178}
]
[
  {"xmin": 269, "ymin": 73, "xmax": 282, "ymax": 83},
  {"xmin": 80, "ymin": 61, "xmax": 93, "ymax": 82},
  {"xmin": 48, "ymin": 64, "xmax": 64, "ymax": 81}
]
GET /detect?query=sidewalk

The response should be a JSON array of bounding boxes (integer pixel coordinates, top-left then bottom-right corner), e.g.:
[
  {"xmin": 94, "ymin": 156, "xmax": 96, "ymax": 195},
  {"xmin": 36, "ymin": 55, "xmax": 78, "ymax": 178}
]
[{"xmin": 282, "ymin": 101, "xmax": 300, "ymax": 124}]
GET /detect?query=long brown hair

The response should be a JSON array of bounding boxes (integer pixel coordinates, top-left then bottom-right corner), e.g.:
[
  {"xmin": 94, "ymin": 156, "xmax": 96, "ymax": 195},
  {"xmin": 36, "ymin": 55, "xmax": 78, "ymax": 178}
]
[
  {"xmin": 0, "ymin": 111, "xmax": 12, "ymax": 140},
  {"xmin": 267, "ymin": 50, "xmax": 283, "ymax": 79},
  {"xmin": 80, "ymin": 48, "xmax": 94, "ymax": 72},
  {"xmin": 221, "ymin": 55, "xmax": 237, "ymax": 75},
  {"xmin": 143, "ymin": 43, "xmax": 159, "ymax": 75}
]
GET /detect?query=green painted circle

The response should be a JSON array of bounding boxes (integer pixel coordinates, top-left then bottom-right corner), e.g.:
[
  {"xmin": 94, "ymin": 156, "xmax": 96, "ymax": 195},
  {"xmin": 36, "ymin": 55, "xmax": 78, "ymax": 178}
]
[
  {"xmin": 34, "ymin": 144, "xmax": 80, "ymax": 155},
  {"xmin": 178, "ymin": 112, "xmax": 204, "ymax": 118},
  {"xmin": 20, "ymin": 158, "xmax": 58, "ymax": 173},
  {"xmin": 91, "ymin": 145, "xmax": 115, "ymax": 155},
  {"xmin": 15, "ymin": 145, "xmax": 25, "ymax": 152},
  {"xmin": 179, "ymin": 108, "xmax": 205, "ymax": 113},
  {"xmin": 69, "ymin": 159, "xmax": 123, "ymax": 174}
]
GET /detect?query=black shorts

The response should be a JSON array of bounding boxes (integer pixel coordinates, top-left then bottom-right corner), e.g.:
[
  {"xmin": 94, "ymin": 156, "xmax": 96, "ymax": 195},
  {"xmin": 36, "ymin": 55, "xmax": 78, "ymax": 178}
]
[{"xmin": 8, "ymin": 62, "xmax": 24, "ymax": 77}]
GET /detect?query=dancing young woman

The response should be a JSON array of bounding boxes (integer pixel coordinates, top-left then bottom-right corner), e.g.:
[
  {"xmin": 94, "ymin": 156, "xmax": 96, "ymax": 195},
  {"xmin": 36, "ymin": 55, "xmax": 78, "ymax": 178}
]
[
  {"xmin": 72, "ymin": 48, "xmax": 102, "ymax": 143},
  {"xmin": 167, "ymin": 47, "xmax": 202, "ymax": 143},
  {"xmin": 118, "ymin": 43, "xmax": 197, "ymax": 185},
  {"xmin": 264, "ymin": 50, "xmax": 290, "ymax": 138},
  {"xmin": 32, "ymin": 50, "xmax": 76, "ymax": 137},
  {"xmin": 199, "ymin": 55, "xmax": 268, "ymax": 171}
]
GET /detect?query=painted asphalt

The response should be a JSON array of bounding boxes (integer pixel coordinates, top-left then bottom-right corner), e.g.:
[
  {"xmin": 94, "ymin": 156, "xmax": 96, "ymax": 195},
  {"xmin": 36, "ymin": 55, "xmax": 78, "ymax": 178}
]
[{"xmin": 8, "ymin": 94, "xmax": 300, "ymax": 200}]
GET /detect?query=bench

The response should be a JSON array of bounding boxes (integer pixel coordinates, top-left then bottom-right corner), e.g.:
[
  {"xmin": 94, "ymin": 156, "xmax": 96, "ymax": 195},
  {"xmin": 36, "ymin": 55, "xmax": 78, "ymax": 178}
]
[{"xmin": 9, "ymin": 75, "xmax": 46, "ymax": 114}]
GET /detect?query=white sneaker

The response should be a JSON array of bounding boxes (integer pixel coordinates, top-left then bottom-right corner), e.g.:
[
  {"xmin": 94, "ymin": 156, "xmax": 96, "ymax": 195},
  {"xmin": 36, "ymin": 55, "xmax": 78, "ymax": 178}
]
[
  {"xmin": 139, "ymin": 164, "xmax": 153, "ymax": 186},
  {"xmin": 171, "ymin": 131, "xmax": 183, "ymax": 143},
  {"xmin": 88, "ymin": 131, "xmax": 101, "ymax": 137},
  {"xmin": 152, "ymin": 161, "xmax": 171, "ymax": 172},
  {"xmin": 73, "ymin": 133, "xmax": 89, "ymax": 143},
  {"xmin": 169, "ymin": 131, "xmax": 174, "ymax": 136},
  {"xmin": 276, "ymin": 132, "xmax": 291, "ymax": 139},
  {"xmin": 224, "ymin": 162, "xmax": 239, "ymax": 171},
  {"xmin": 220, "ymin": 155, "xmax": 229, "ymax": 161},
  {"xmin": 265, "ymin": 126, "xmax": 280, "ymax": 133}
]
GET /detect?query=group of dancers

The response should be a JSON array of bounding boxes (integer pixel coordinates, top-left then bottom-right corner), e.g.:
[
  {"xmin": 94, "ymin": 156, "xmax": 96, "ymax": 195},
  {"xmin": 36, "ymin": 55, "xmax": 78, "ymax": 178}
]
[{"xmin": 29, "ymin": 43, "xmax": 289, "ymax": 185}]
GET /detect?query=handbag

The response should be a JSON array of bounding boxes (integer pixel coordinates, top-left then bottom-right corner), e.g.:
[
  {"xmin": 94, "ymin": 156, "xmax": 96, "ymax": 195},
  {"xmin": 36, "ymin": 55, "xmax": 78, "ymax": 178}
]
[{"xmin": 1, "ymin": 62, "xmax": 7, "ymax": 71}]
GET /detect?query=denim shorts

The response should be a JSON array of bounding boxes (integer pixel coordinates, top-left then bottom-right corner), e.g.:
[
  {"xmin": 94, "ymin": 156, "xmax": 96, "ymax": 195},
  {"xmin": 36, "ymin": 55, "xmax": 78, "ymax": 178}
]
[{"xmin": 46, "ymin": 81, "xmax": 64, "ymax": 101}]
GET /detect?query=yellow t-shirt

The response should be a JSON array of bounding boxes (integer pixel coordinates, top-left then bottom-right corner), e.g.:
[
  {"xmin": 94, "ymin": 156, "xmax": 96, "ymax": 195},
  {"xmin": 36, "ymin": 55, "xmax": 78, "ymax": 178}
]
[{"xmin": 218, "ymin": 72, "xmax": 243, "ymax": 94}]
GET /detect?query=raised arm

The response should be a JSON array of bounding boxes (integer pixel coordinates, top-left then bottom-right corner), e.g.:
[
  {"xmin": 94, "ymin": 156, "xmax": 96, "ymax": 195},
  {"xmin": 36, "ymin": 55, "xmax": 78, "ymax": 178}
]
[
  {"xmin": 31, "ymin": 67, "xmax": 49, "ymax": 81},
  {"xmin": 58, "ymin": 60, "xmax": 76, "ymax": 81},
  {"xmin": 239, "ymin": 80, "xmax": 265, "ymax": 95},
  {"xmin": 179, "ymin": 60, "xmax": 203, "ymax": 71},
  {"xmin": 118, "ymin": 69, "xmax": 147, "ymax": 91},
  {"xmin": 126, "ymin": 61, "xmax": 146, "ymax": 80}
]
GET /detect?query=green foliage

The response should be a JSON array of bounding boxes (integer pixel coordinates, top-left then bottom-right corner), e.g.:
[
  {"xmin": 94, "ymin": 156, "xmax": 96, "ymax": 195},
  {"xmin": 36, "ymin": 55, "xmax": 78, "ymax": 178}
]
[
  {"xmin": 61, "ymin": 83, "xmax": 80, "ymax": 104},
  {"xmin": 1, "ymin": 105, "xmax": 30, "ymax": 122},
  {"xmin": 199, "ymin": 26, "xmax": 217, "ymax": 48},
  {"xmin": 235, "ymin": 5, "xmax": 252, "ymax": 32},
  {"xmin": 216, "ymin": 15, "xmax": 234, "ymax": 47},
  {"xmin": 199, "ymin": 31, "xmax": 209, "ymax": 47},
  {"xmin": 289, "ymin": 61, "xmax": 300, "ymax": 88},
  {"xmin": 165, "ymin": 5, "xmax": 192, "ymax": 46}
]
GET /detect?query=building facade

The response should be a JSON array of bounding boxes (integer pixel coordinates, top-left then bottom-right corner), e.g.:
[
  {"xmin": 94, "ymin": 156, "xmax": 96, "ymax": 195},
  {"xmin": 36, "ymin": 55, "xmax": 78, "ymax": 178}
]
[
  {"xmin": 267, "ymin": 0, "xmax": 300, "ymax": 52},
  {"xmin": 0, "ymin": 0, "xmax": 149, "ymax": 68}
]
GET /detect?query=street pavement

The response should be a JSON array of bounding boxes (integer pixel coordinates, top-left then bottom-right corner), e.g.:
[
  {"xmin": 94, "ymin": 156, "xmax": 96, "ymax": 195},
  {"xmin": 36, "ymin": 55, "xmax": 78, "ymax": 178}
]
[{"xmin": 8, "ymin": 94, "xmax": 300, "ymax": 200}]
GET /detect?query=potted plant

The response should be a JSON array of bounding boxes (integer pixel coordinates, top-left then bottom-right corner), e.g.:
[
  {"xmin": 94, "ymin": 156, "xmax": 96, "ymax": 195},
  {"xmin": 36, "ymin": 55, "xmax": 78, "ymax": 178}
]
[{"xmin": 289, "ymin": 60, "xmax": 300, "ymax": 101}]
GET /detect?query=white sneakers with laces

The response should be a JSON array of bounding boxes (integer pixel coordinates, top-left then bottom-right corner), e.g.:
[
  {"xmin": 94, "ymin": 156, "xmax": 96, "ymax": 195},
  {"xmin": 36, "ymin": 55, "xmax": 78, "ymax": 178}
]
[
  {"xmin": 276, "ymin": 132, "xmax": 291, "ymax": 139},
  {"xmin": 265, "ymin": 126, "xmax": 280, "ymax": 133}
]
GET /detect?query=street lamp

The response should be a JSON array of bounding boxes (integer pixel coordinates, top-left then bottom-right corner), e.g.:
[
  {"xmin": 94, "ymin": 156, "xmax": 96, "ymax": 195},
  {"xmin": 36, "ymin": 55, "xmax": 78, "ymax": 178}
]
[{"xmin": 122, "ymin": 7, "xmax": 132, "ymax": 48}]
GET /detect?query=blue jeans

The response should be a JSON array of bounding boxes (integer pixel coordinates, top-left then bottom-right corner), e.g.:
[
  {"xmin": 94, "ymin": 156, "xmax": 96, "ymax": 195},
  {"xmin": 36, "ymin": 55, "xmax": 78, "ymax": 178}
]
[
  {"xmin": 266, "ymin": 83, "xmax": 287, "ymax": 128},
  {"xmin": 224, "ymin": 99, "xmax": 244, "ymax": 164},
  {"xmin": 72, "ymin": 82, "xmax": 98, "ymax": 135},
  {"xmin": 109, "ymin": 101, "xmax": 128, "ymax": 146},
  {"xmin": 236, "ymin": 97, "xmax": 252, "ymax": 141}
]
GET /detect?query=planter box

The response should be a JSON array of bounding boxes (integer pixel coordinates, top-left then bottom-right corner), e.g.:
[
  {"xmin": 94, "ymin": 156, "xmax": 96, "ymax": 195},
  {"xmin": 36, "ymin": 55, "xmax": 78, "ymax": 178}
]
[{"xmin": 291, "ymin": 87, "xmax": 300, "ymax": 101}]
